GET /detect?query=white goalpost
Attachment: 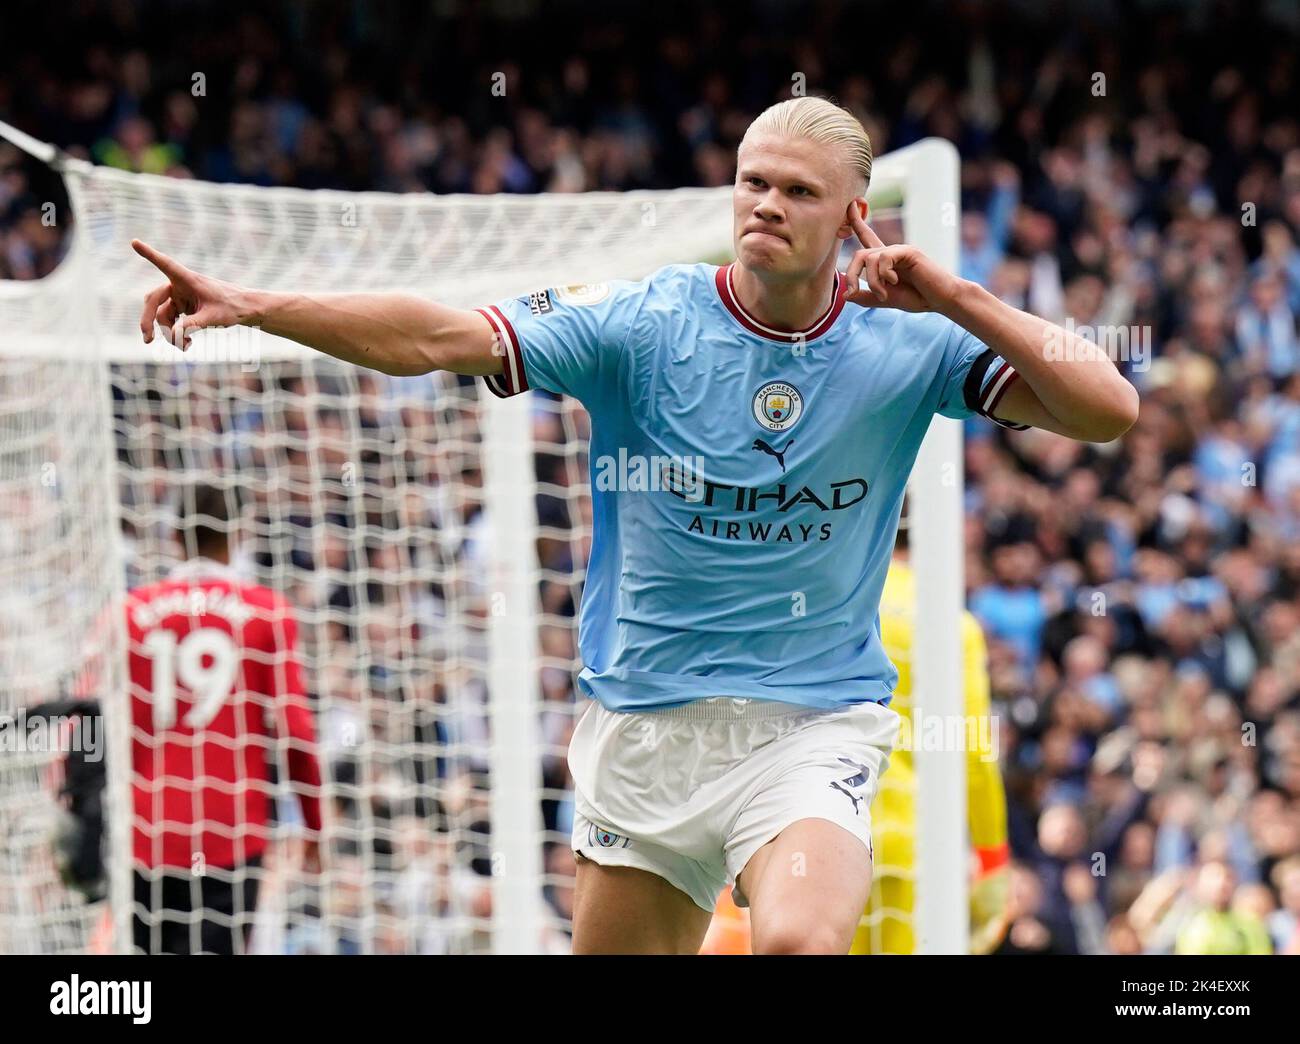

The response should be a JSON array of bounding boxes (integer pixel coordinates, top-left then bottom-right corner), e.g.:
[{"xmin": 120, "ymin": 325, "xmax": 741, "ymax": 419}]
[
  {"xmin": 895, "ymin": 140, "xmax": 969, "ymax": 955},
  {"xmin": 0, "ymin": 122, "xmax": 966, "ymax": 955}
]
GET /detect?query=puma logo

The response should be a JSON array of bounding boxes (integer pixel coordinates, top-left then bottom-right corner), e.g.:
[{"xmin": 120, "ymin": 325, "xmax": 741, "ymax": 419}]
[
  {"xmin": 829, "ymin": 757, "xmax": 872, "ymax": 816},
  {"xmin": 829, "ymin": 781, "xmax": 864, "ymax": 815},
  {"xmin": 751, "ymin": 438, "xmax": 793, "ymax": 473}
]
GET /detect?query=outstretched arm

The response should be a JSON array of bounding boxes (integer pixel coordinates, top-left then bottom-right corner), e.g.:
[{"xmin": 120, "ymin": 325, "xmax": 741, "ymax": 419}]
[
  {"xmin": 843, "ymin": 208, "xmax": 1139, "ymax": 443},
  {"xmin": 132, "ymin": 239, "xmax": 499, "ymax": 378}
]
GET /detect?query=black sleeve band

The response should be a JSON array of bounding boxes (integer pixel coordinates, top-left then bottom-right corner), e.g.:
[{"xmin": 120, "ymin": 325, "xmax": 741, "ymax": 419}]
[{"xmin": 963, "ymin": 348, "xmax": 1031, "ymax": 431}]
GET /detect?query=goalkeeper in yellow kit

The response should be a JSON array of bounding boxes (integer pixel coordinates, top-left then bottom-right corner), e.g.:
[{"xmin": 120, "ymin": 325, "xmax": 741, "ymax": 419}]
[{"xmin": 849, "ymin": 541, "xmax": 1011, "ymax": 955}]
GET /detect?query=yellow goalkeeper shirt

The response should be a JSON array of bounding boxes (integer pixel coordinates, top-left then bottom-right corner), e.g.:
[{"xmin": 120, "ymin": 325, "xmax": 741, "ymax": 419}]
[{"xmin": 850, "ymin": 559, "xmax": 1009, "ymax": 954}]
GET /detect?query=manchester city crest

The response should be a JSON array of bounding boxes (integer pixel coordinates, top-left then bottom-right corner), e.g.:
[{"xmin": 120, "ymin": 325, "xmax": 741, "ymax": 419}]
[
  {"xmin": 588, "ymin": 823, "xmax": 630, "ymax": 848},
  {"xmin": 752, "ymin": 381, "xmax": 804, "ymax": 432}
]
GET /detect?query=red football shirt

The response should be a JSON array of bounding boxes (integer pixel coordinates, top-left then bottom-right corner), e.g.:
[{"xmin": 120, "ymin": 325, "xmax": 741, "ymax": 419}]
[{"xmin": 127, "ymin": 559, "xmax": 323, "ymax": 870}]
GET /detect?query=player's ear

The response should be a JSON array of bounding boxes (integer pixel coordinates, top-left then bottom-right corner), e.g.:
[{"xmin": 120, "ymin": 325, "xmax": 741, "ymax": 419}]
[{"xmin": 837, "ymin": 198, "xmax": 868, "ymax": 241}]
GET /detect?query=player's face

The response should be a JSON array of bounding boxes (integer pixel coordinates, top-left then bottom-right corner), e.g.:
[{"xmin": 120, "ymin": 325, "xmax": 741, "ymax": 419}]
[{"xmin": 733, "ymin": 133, "xmax": 860, "ymax": 280}]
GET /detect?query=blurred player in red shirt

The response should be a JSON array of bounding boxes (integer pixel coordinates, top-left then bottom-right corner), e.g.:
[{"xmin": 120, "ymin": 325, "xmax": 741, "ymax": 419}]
[{"xmin": 127, "ymin": 484, "xmax": 323, "ymax": 954}]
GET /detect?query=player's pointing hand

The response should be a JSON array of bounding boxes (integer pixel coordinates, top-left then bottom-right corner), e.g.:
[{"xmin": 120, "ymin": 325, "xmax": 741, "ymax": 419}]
[
  {"xmin": 841, "ymin": 204, "xmax": 961, "ymax": 314},
  {"xmin": 132, "ymin": 239, "xmax": 250, "ymax": 350}
]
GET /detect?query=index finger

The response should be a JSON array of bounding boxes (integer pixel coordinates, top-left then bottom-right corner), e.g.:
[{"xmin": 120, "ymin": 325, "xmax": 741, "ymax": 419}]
[
  {"xmin": 131, "ymin": 239, "xmax": 189, "ymax": 281},
  {"xmin": 850, "ymin": 208, "xmax": 885, "ymax": 250}
]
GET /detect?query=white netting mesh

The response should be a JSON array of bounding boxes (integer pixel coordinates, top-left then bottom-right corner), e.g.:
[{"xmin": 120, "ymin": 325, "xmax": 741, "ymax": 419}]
[
  {"xmin": 24, "ymin": 164, "xmax": 734, "ymax": 361},
  {"xmin": 0, "ymin": 330, "xmax": 122, "ymax": 952},
  {"xmin": 114, "ymin": 361, "xmax": 498, "ymax": 954}
]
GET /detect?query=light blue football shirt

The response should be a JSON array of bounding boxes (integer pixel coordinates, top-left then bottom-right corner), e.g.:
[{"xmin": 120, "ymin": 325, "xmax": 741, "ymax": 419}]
[{"xmin": 477, "ymin": 263, "xmax": 1027, "ymax": 711}]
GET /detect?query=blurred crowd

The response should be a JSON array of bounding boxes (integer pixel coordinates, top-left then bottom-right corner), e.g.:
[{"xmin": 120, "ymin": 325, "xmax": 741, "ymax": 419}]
[{"xmin": 4, "ymin": 0, "xmax": 1300, "ymax": 954}]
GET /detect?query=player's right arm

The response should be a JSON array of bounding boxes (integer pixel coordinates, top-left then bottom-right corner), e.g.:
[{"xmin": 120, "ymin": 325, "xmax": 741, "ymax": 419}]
[{"xmin": 131, "ymin": 239, "xmax": 499, "ymax": 378}]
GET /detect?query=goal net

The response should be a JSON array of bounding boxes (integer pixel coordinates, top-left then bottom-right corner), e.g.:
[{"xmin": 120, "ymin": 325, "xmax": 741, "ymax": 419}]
[{"xmin": 0, "ymin": 125, "xmax": 966, "ymax": 955}]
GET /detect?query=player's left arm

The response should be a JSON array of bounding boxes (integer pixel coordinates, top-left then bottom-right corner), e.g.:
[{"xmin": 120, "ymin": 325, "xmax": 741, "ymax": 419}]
[
  {"xmin": 845, "ymin": 208, "xmax": 1139, "ymax": 443},
  {"xmin": 937, "ymin": 284, "xmax": 1137, "ymax": 442}
]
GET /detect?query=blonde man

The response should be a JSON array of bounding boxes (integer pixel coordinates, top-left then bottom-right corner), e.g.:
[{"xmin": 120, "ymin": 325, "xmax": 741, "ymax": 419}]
[{"xmin": 133, "ymin": 96, "xmax": 1137, "ymax": 954}]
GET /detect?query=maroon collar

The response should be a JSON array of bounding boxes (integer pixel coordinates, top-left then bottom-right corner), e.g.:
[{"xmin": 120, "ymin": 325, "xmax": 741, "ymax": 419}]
[{"xmin": 714, "ymin": 262, "xmax": 847, "ymax": 343}]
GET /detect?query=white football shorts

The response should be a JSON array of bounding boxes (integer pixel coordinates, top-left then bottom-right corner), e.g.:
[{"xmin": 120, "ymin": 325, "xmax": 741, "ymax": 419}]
[{"xmin": 568, "ymin": 695, "xmax": 900, "ymax": 912}]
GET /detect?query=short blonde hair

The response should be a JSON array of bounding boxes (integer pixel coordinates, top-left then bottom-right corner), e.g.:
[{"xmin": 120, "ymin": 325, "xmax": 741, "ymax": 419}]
[{"xmin": 742, "ymin": 96, "xmax": 873, "ymax": 195}]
